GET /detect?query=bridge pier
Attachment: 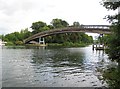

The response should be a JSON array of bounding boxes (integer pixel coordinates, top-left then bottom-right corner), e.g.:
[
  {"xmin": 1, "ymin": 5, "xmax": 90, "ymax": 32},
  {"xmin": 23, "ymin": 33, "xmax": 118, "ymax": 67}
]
[{"xmin": 39, "ymin": 37, "xmax": 45, "ymax": 44}]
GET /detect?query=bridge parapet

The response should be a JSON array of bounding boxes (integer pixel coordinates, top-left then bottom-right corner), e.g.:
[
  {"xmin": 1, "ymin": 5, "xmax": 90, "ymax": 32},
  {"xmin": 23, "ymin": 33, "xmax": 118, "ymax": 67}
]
[{"xmin": 82, "ymin": 25, "xmax": 110, "ymax": 29}]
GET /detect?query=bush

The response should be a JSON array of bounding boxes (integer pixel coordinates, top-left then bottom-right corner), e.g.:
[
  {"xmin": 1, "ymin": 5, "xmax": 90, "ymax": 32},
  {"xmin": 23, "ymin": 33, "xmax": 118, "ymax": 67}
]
[
  {"xmin": 15, "ymin": 41, "xmax": 24, "ymax": 45},
  {"xmin": 5, "ymin": 42, "xmax": 14, "ymax": 46},
  {"xmin": 63, "ymin": 42, "xmax": 73, "ymax": 46},
  {"xmin": 63, "ymin": 42, "xmax": 87, "ymax": 47}
]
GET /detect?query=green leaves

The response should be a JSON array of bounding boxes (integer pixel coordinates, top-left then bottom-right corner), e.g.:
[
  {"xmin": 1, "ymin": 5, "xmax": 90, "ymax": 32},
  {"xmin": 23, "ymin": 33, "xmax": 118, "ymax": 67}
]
[
  {"xmin": 102, "ymin": 1, "xmax": 120, "ymax": 10},
  {"xmin": 31, "ymin": 21, "xmax": 48, "ymax": 34},
  {"xmin": 73, "ymin": 22, "xmax": 80, "ymax": 27},
  {"xmin": 51, "ymin": 18, "xmax": 69, "ymax": 28},
  {"xmin": 102, "ymin": 0, "xmax": 120, "ymax": 62},
  {"xmin": 3, "ymin": 18, "xmax": 93, "ymax": 46}
]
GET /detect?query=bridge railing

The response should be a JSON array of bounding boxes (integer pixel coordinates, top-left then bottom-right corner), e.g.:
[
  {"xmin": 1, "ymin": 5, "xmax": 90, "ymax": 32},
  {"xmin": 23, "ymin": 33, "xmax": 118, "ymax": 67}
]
[
  {"xmin": 32, "ymin": 25, "xmax": 110, "ymax": 36},
  {"xmin": 81, "ymin": 25, "xmax": 110, "ymax": 29}
]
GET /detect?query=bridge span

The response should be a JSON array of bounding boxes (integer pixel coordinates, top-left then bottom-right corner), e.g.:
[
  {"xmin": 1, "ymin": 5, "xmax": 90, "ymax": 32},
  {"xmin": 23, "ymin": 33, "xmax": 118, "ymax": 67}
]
[{"xmin": 24, "ymin": 25, "xmax": 111, "ymax": 44}]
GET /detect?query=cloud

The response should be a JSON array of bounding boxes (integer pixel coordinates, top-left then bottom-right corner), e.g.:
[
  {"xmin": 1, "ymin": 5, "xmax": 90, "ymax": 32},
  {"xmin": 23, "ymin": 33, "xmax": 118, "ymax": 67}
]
[
  {"xmin": 1, "ymin": 0, "xmax": 56, "ymax": 16},
  {"xmin": 0, "ymin": 0, "xmax": 38, "ymax": 15},
  {"xmin": 0, "ymin": 0, "xmax": 53, "ymax": 34},
  {"xmin": 0, "ymin": 27, "xmax": 10, "ymax": 34},
  {"xmin": 0, "ymin": 0, "xmax": 115, "ymax": 34}
]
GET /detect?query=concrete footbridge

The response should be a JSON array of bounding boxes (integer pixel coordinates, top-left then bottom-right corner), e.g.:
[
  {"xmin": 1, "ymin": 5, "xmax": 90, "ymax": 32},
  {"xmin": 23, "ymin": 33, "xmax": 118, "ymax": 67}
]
[{"xmin": 24, "ymin": 25, "xmax": 111, "ymax": 44}]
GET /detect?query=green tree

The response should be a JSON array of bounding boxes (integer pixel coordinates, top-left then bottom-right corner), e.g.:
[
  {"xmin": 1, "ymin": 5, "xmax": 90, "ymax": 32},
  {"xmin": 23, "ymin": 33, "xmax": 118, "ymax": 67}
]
[
  {"xmin": 0, "ymin": 34, "xmax": 4, "ymax": 40},
  {"xmin": 45, "ymin": 18, "xmax": 93, "ymax": 44},
  {"xmin": 73, "ymin": 21, "xmax": 80, "ymax": 27},
  {"xmin": 102, "ymin": 1, "xmax": 120, "ymax": 63},
  {"xmin": 5, "ymin": 33, "xmax": 18, "ymax": 42},
  {"xmin": 101, "ymin": 1, "xmax": 120, "ymax": 88},
  {"xmin": 22, "ymin": 28, "xmax": 32, "ymax": 39},
  {"xmin": 47, "ymin": 18, "xmax": 69, "ymax": 43},
  {"xmin": 3, "ymin": 28, "xmax": 31, "ymax": 45},
  {"xmin": 0, "ymin": 35, "xmax": 2, "ymax": 39},
  {"xmin": 51, "ymin": 18, "xmax": 69, "ymax": 28},
  {"xmin": 31, "ymin": 21, "xmax": 48, "ymax": 34}
]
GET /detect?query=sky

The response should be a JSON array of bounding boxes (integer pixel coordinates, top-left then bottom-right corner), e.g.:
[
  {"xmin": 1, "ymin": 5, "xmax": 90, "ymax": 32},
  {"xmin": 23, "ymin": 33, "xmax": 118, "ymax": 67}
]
[{"xmin": 0, "ymin": 0, "xmax": 117, "ymax": 36}]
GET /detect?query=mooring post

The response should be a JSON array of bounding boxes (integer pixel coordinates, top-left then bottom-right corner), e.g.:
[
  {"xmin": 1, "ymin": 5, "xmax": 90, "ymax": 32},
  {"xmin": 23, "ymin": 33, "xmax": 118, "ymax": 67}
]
[{"xmin": 92, "ymin": 44, "xmax": 94, "ymax": 50}]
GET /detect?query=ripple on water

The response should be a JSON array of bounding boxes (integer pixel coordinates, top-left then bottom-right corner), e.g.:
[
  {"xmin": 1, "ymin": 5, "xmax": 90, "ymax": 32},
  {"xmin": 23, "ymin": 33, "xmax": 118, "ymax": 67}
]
[{"xmin": 2, "ymin": 46, "xmax": 112, "ymax": 87}]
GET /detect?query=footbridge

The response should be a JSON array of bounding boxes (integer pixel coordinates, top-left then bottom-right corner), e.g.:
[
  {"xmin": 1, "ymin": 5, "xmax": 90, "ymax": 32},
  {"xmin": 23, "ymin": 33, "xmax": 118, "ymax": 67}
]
[{"xmin": 24, "ymin": 25, "xmax": 111, "ymax": 44}]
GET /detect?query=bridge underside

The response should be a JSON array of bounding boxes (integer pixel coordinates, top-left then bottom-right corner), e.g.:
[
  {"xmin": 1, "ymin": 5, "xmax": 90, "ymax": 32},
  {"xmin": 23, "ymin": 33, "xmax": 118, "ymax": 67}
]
[{"xmin": 24, "ymin": 27, "xmax": 111, "ymax": 44}]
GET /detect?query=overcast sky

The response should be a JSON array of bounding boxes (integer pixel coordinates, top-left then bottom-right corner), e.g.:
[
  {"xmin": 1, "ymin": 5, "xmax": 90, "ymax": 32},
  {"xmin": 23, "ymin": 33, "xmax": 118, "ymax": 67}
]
[{"xmin": 0, "ymin": 0, "xmax": 117, "ymax": 35}]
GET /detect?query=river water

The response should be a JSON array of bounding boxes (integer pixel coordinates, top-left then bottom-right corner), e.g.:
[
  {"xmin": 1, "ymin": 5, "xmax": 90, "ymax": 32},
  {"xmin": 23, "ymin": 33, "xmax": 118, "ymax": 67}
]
[{"xmin": 2, "ymin": 45, "xmax": 114, "ymax": 87}]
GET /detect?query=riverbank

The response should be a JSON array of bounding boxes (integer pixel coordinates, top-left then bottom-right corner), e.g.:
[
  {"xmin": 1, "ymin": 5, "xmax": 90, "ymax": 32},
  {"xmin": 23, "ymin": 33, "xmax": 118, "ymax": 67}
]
[
  {"xmin": 25, "ymin": 44, "xmax": 47, "ymax": 47},
  {"xmin": 47, "ymin": 42, "xmax": 92, "ymax": 47},
  {"xmin": 4, "ymin": 42, "xmax": 92, "ymax": 48},
  {"xmin": 25, "ymin": 42, "xmax": 91, "ymax": 48}
]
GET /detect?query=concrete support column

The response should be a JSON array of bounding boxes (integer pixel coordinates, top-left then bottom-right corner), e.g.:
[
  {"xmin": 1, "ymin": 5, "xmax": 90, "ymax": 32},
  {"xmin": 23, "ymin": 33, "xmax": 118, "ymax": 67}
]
[{"xmin": 39, "ymin": 37, "xmax": 45, "ymax": 44}]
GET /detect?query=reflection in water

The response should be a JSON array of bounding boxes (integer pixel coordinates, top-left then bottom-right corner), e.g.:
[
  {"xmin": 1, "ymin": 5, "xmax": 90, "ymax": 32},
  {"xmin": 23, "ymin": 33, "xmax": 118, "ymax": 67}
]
[{"xmin": 2, "ymin": 45, "xmax": 116, "ymax": 87}]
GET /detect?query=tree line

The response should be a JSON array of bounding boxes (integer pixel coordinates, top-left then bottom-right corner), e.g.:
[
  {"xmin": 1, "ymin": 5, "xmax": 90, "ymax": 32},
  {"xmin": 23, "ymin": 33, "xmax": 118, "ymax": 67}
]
[
  {"xmin": 0, "ymin": 18, "xmax": 93, "ymax": 46},
  {"xmin": 99, "ymin": 1, "xmax": 120, "ymax": 88}
]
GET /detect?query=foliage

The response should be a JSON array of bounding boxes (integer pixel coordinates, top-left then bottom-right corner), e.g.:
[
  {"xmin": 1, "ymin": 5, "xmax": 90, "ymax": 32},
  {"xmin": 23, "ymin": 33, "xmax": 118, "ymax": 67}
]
[
  {"xmin": 15, "ymin": 41, "xmax": 24, "ymax": 45},
  {"xmin": 31, "ymin": 21, "xmax": 48, "ymax": 34},
  {"xmin": 102, "ymin": 67, "xmax": 120, "ymax": 89},
  {"xmin": 62, "ymin": 42, "xmax": 87, "ymax": 47},
  {"xmin": 102, "ymin": 34, "xmax": 110, "ymax": 45},
  {"xmin": 73, "ymin": 21, "xmax": 80, "ymax": 27},
  {"xmin": 101, "ymin": 1, "xmax": 120, "ymax": 10},
  {"xmin": 45, "ymin": 19, "xmax": 93, "ymax": 45},
  {"xmin": 47, "ymin": 42, "xmax": 88, "ymax": 47},
  {"xmin": 2, "ymin": 28, "xmax": 31, "ymax": 46},
  {"xmin": 5, "ymin": 41, "xmax": 15, "ymax": 46},
  {"xmin": 0, "ymin": 35, "xmax": 2, "ymax": 39},
  {"xmin": 101, "ymin": 1, "xmax": 120, "ymax": 88},
  {"xmin": 3, "ymin": 18, "xmax": 93, "ymax": 46},
  {"xmin": 51, "ymin": 18, "xmax": 69, "ymax": 28},
  {"xmin": 102, "ymin": 1, "xmax": 120, "ymax": 63},
  {"xmin": 20, "ymin": 28, "xmax": 32, "ymax": 39}
]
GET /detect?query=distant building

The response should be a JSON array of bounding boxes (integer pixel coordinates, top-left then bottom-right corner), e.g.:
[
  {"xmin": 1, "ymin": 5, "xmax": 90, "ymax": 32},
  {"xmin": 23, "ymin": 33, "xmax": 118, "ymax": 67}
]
[{"xmin": 0, "ymin": 39, "xmax": 7, "ymax": 46}]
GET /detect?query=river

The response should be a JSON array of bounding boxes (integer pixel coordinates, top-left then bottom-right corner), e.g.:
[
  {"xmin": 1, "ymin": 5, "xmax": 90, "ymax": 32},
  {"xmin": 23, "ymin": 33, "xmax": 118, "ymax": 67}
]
[{"xmin": 2, "ymin": 45, "xmax": 115, "ymax": 87}]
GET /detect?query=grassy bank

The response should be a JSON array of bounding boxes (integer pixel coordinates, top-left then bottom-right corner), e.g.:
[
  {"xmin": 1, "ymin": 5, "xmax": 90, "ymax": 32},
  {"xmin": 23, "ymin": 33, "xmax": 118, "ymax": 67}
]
[
  {"xmin": 5, "ymin": 42, "xmax": 92, "ymax": 48},
  {"xmin": 48, "ymin": 42, "xmax": 91, "ymax": 47}
]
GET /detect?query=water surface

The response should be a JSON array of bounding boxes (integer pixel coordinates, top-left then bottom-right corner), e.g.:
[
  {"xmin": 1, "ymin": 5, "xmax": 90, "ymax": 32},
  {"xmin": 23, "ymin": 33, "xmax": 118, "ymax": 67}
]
[{"xmin": 2, "ymin": 45, "xmax": 112, "ymax": 87}]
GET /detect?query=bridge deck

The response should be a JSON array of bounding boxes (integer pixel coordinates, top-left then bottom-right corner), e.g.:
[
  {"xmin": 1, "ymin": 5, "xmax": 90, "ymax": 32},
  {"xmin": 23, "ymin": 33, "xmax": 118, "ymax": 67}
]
[{"xmin": 24, "ymin": 25, "xmax": 111, "ymax": 43}]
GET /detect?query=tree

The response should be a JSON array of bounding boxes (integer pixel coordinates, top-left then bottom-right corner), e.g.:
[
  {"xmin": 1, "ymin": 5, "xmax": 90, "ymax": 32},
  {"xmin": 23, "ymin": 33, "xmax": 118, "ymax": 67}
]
[
  {"xmin": 51, "ymin": 18, "xmax": 69, "ymax": 28},
  {"xmin": 45, "ymin": 18, "xmax": 93, "ymax": 44},
  {"xmin": 48, "ymin": 18, "xmax": 69, "ymax": 43},
  {"xmin": 101, "ymin": 1, "xmax": 120, "ymax": 88},
  {"xmin": 0, "ymin": 35, "xmax": 2, "ymax": 39},
  {"xmin": 2, "ymin": 28, "xmax": 32, "ymax": 45},
  {"xmin": 102, "ymin": 1, "xmax": 120, "ymax": 63},
  {"xmin": 73, "ymin": 21, "xmax": 80, "ymax": 27},
  {"xmin": 31, "ymin": 21, "xmax": 48, "ymax": 34},
  {"xmin": 0, "ymin": 35, "xmax": 4, "ymax": 40},
  {"xmin": 20, "ymin": 28, "xmax": 32, "ymax": 39}
]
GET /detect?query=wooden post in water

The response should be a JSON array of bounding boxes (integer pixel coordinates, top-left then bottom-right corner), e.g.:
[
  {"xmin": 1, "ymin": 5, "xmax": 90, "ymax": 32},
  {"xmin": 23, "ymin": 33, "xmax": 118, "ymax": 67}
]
[{"xmin": 92, "ymin": 44, "xmax": 94, "ymax": 50}]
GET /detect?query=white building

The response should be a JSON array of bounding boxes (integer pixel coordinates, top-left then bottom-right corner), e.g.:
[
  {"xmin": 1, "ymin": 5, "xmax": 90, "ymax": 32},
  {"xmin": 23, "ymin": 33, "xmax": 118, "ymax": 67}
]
[{"xmin": 0, "ymin": 39, "xmax": 7, "ymax": 46}]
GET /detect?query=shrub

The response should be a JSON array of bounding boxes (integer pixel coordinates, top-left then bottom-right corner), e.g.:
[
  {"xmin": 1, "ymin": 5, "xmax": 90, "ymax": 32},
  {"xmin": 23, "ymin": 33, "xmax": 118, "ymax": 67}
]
[
  {"xmin": 5, "ymin": 42, "xmax": 14, "ymax": 46},
  {"xmin": 15, "ymin": 41, "xmax": 24, "ymax": 45}
]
